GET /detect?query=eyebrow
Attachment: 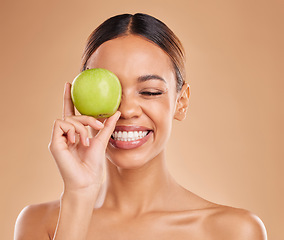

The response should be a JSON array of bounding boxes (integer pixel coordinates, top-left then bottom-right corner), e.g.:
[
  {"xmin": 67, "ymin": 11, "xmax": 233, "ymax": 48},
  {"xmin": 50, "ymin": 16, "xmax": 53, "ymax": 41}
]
[{"xmin": 137, "ymin": 74, "xmax": 166, "ymax": 83}]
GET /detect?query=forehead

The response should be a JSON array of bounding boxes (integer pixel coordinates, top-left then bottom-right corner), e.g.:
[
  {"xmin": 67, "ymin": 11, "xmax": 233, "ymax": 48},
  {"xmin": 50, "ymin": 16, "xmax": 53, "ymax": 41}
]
[{"xmin": 86, "ymin": 35, "xmax": 175, "ymax": 82}]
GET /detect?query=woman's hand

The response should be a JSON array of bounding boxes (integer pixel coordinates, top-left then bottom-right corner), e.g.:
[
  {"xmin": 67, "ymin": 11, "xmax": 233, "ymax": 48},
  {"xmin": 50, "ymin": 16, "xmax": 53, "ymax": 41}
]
[{"xmin": 48, "ymin": 82, "xmax": 120, "ymax": 195}]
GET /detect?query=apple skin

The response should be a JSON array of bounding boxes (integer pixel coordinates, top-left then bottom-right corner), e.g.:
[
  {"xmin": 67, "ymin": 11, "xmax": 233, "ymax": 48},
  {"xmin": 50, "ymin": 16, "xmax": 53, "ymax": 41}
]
[{"xmin": 71, "ymin": 68, "xmax": 121, "ymax": 118}]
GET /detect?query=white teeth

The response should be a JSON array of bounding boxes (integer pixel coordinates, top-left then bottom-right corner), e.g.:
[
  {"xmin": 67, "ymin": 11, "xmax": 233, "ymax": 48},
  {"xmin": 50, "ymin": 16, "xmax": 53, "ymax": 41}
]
[
  {"xmin": 111, "ymin": 130, "xmax": 149, "ymax": 141},
  {"xmin": 128, "ymin": 132, "xmax": 134, "ymax": 138},
  {"xmin": 122, "ymin": 131, "xmax": 127, "ymax": 138}
]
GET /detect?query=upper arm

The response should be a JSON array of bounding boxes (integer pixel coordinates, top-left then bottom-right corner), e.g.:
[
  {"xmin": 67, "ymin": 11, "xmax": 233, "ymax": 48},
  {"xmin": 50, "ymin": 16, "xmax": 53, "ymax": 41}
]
[{"xmin": 14, "ymin": 204, "xmax": 51, "ymax": 240}]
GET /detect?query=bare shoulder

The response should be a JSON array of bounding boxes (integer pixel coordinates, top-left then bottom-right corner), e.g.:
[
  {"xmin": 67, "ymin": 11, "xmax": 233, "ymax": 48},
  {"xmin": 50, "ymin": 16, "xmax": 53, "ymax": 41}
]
[
  {"xmin": 204, "ymin": 204, "xmax": 267, "ymax": 240},
  {"xmin": 14, "ymin": 200, "xmax": 60, "ymax": 240}
]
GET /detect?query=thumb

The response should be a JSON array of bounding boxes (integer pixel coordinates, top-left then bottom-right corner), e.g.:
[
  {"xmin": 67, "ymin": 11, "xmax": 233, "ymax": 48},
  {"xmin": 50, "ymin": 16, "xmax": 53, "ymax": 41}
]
[{"xmin": 92, "ymin": 111, "xmax": 121, "ymax": 149}]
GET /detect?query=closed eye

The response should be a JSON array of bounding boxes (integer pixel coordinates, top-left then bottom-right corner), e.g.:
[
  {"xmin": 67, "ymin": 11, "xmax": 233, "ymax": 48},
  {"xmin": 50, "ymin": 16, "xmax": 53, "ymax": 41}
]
[{"xmin": 140, "ymin": 91, "xmax": 163, "ymax": 96}]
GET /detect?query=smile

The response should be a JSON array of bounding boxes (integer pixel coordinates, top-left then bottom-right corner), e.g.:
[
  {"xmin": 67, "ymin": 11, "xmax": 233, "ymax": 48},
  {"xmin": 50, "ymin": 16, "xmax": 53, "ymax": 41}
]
[
  {"xmin": 111, "ymin": 130, "xmax": 150, "ymax": 141},
  {"xmin": 109, "ymin": 126, "xmax": 153, "ymax": 150}
]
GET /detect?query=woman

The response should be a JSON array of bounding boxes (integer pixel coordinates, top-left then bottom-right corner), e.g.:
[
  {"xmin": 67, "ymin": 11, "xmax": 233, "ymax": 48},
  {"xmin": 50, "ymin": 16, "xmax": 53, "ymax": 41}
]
[{"xmin": 15, "ymin": 13, "xmax": 267, "ymax": 240}]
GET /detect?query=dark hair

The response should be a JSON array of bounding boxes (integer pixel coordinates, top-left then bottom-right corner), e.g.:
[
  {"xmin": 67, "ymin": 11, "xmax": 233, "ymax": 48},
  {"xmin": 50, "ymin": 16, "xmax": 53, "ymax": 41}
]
[{"xmin": 81, "ymin": 13, "xmax": 186, "ymax": 92}]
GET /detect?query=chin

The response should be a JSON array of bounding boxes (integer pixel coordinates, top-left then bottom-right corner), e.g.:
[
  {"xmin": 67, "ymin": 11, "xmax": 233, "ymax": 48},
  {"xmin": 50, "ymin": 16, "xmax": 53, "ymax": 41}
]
[
  {"xmin": 105, "ymin": 132, "xmax": 166, "ymax": 171},
  {"xmin": 106, "ymin": 154, "xmax": 151, "ymax": 170}
]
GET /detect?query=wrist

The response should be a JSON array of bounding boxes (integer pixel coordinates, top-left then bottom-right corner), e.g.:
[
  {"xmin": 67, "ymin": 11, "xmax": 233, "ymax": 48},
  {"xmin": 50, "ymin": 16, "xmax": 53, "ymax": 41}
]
[
  {"xmin": 61, "ymin": 187, "xmax": 100, "ymax": 204},
  {"xmin": 63, "ymin": 182, "xmax": 102, "ymax": 198}
]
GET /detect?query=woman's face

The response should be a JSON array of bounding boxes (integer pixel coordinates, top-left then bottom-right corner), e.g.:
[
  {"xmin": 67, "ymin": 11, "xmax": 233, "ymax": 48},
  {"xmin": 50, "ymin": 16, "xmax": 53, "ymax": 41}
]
[{"xmin": 87, "ymin": 35, "xmax": 186, "ymax": 169}]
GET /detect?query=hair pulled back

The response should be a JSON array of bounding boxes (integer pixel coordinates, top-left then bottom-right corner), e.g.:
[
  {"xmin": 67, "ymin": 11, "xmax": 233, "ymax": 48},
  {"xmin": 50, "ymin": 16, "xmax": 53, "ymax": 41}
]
[{"xmin": 81, "ymin": 13, "xmax": 186, "ymax": 92}]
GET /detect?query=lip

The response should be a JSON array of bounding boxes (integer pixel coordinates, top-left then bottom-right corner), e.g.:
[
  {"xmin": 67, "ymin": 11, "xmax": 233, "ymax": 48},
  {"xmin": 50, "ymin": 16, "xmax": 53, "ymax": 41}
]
[{"xmin": 109, "ymin": 125, "xmax": 153, "ymax": 150}]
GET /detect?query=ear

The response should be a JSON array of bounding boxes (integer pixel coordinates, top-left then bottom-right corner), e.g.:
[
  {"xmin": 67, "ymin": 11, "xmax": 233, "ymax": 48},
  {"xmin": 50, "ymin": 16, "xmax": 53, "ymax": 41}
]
[{"xmin": 174, "ymin": 82, "xmax": 190, "ymax": 121}]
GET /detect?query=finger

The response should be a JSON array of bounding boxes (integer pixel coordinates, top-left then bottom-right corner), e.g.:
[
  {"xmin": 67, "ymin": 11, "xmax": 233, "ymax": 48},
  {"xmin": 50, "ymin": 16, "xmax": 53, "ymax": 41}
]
[
  {"xmin": 50, "ymin": 119, "xmax": 76, "ymax": 150},
  {"xmin": 59, "ymin": 121, "xmax": 76, "ymax": 144},
  {"xmin": 64, "ymin": 116, "xmax": 91, "ymax": 146},
  {"xmin": 63, "ymin": 82, "xmax": 75, "ymax": 119},
  {"xmin": 92, "ymin": 111, "xmax": 121, "ymax": 149},
  {"xmin": 69, "ymin": 115, "xmax": 104, "ymax": 129}
]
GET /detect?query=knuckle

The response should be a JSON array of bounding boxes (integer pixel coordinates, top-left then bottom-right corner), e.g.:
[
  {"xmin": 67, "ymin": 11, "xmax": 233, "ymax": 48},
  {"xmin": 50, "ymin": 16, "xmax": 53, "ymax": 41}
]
[
  {"xmin": 53, "ymin": 119, "xmax": 61, "ymax": 126},
  {"xmin": 64, "ymin": 116, "xmax": 71, "ymax": 122}
]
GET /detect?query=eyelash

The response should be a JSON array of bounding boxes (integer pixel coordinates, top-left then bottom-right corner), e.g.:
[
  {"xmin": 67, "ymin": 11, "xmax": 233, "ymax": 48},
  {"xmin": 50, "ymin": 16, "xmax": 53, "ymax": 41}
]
[{"xmin": 140, "ymin": 91, "xmax": 163, "ymax": 96}]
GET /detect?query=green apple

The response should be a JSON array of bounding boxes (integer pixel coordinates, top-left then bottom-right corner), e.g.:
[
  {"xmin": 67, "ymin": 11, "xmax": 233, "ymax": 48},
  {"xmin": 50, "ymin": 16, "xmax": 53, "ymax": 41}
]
[{"xmin": 71, "ymin": 68, "xmax": 121, "ymax": 118}]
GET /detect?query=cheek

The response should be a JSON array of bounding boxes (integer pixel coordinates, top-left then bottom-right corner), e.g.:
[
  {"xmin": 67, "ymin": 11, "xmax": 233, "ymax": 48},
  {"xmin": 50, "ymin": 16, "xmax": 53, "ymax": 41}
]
[{"xmin": 141, "ymin": 96, "xmax": 174, "ymax": 133}]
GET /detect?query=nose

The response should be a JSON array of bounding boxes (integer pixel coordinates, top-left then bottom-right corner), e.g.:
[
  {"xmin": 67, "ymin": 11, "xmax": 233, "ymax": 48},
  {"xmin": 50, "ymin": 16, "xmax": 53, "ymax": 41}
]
[{"xmin": 118, "ymin": 93, "xmax": 142, "ymax": 119}]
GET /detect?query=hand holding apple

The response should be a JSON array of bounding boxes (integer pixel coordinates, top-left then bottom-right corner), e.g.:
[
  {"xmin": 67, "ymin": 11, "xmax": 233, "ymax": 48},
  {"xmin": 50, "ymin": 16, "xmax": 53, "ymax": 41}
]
[
  {"xmin": 49, "ymin": 82, "xmax": 121, "ymax": 195},
  {"xmin": 71, "ymin": 68, "xmax": 122, "ymax": 118}
]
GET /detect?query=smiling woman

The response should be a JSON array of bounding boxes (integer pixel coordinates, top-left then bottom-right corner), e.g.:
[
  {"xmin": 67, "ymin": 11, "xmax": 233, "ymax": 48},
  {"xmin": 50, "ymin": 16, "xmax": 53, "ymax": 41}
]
[{"xmin": 14, "ymin": 13, "xmax": 267, "ymax": 240}]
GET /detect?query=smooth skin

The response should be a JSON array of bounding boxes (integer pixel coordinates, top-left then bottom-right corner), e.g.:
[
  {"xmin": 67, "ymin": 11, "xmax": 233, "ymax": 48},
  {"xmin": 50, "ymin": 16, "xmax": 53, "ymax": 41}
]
[{"xmin": 14, "ymin": 35, "xmax": 267, "ymax": 240}]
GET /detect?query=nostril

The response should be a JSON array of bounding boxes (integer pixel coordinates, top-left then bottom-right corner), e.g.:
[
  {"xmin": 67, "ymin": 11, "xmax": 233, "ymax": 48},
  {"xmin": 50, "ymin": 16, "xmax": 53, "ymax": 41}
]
[{"xmin": 117, "ymin": 97, "xmax": 142, "ymax": 119}]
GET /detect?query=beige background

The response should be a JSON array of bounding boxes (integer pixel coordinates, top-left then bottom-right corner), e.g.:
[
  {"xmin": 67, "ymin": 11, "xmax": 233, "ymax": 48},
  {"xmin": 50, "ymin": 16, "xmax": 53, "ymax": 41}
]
[{"xmin": 1, "ymin": 0, "xmax": 283, "ymax": 239}]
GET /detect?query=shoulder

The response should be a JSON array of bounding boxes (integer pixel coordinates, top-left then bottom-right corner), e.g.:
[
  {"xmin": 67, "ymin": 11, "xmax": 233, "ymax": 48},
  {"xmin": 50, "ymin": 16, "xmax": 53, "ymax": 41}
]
[
  {"xmin": 14, "ymin": 200, "xmax": 60, "ymax": 240},
  {"xmin": 204, "ymin": 205, "xmax": 267, "ymax": 240}
]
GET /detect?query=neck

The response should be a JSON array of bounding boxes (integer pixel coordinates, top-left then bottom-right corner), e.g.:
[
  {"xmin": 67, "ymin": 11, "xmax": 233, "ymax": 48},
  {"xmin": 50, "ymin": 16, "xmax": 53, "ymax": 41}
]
[{"xmin": 96, "ymin": 151, "xmax": 179, "ymax": 215}]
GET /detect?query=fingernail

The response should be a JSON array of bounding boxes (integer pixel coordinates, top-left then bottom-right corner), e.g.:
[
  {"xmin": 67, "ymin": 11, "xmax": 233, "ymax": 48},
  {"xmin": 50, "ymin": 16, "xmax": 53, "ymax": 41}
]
[
  {"xmin": 86, "ymin": 137, "xmax": 90, "ymax": 146},
  {"xmin": 96, "ymin": 120, "xmax": 104, "ymax": 127}
]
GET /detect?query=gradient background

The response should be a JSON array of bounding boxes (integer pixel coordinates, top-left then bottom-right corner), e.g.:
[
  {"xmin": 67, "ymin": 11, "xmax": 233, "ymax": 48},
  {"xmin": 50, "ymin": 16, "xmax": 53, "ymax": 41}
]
[{"xmin": 1, "ymin": 0, "xmax": 283, "ymax": 239}]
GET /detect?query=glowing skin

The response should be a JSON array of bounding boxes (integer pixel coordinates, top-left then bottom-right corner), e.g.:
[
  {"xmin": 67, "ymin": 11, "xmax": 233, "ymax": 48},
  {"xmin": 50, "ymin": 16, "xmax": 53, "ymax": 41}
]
[
  {"xmin": 87, "ymin": 35, "xmax": 179, "ymax": 170},
  {"xmin": 14, "ymin": 35, "xmax": 267, "ymax": 240}
]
